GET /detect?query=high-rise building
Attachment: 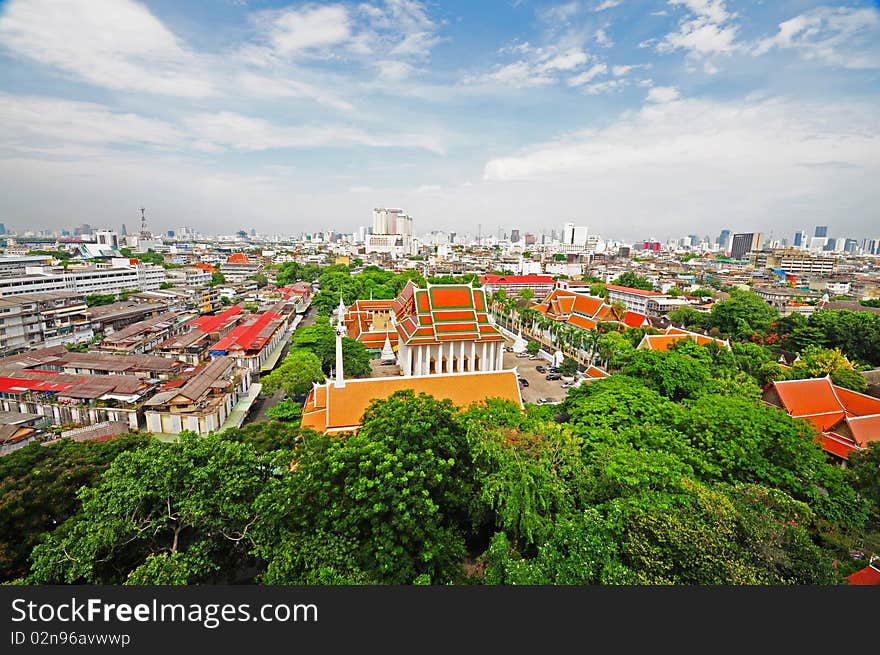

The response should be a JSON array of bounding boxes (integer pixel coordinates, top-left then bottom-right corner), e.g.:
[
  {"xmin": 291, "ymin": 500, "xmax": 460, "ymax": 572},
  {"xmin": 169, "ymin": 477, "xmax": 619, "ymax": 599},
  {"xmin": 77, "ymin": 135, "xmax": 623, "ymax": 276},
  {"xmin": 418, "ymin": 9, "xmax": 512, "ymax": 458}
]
[
  {"xmin": 0, "ymin": 223, "xmax": 6, "ymax": 235},
  {"xmin": 814, "ymin": 226, "xmax": 828, "ymax": 238},
  {"xmin": 688, "ymin": 234, "xmax": 699, "ymax": 247},
  {"xmin": 717, "ymin": 229, "xmax": 731, "ymax": 251},
  {"xmin": 844, "ymin": 239, "xmax": 859, "ymax": 254},
  {"xmin": 121, "ymin": 224, "xmax": 127, "ymax": 236},
  {"xmin": 510, "ymin": 228, "xmax": 521, "ymax": 243},
  {"xmin": 793, "ymin": 230, "xmax": 806, "ymax": 248},
  {"xmin": 562, "ymin": 222, "xmax": 589, "ymax": 247},
  {"xmin": 730, "ymin": 232, "xmax": 763, "ymax": 260}
]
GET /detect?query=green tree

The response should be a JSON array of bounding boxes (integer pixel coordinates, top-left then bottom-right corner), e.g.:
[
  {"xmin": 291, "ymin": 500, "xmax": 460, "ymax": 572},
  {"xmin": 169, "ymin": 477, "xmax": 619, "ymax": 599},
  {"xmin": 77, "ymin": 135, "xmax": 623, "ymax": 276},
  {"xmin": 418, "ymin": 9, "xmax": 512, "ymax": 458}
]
[
  {"xmin": 27, "ymin": 432, "xmax": 268, "ymax": 584},
  {"xmin": 251, "ymin": 272, "xmax": 268, "ymax": 288},
  {"xmin": 261, "ymin": 349, "xmax": 325, "ymax": 397},
  {"xmin": 559, "ymin": 357, "xmax": 579, "ymax": 377},
  {"xmin": 209, "ymin": 271, "xmax": 226, "ymax": 286},
  {"xmin": 517, "ymin": 288, "xmax": 535, "ymax": 305},
  {"xmin": 786, "ymin": 346, "xmax": 867, "ymax": 392},
  {"xmin": 266, "ymin": 399, "xmax": 303, "ymax": 423},
  {"xmin": 706, "ymin": 289, "xmax": 779, "ymax": 339},
  {"xmin": 526, "ymin": 340, "xmax": 541, "ymax": 355},
  {"xmin": 620, "ymin": 349, "xmax": 712, "ymax": 402},
  {"xmin": 0, "ymin": 435, "xmax": 150, "ymax": 583},
  {"xmin": 85, "ymin": 293, "xmax": 117, "ymax": 307},
  {"xmin": 159, "ymin": 281, "xmax": 174, "ymax": 289},
  {"xmin": 612, "ymin": 272, "xmax": 655, "ymax": 291},
  {"xmin": 254, "ymin": 391, "xmax": 476, "ymax": 584}
]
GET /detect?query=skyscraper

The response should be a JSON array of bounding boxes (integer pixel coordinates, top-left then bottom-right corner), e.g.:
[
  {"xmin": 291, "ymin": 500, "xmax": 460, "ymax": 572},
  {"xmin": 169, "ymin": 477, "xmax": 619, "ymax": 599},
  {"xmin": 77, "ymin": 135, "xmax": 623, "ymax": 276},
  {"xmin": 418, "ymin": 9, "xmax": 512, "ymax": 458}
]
[
  {"xmin": 717, "ymin": 229, "xmax": 731, "ymax": 251},
  {"xmin": 730, "ymin": 232, "xmax": 763, "ymax": 260},
  {"xmin": 793, "ymin": 230, "xmax": 806, "ymax": 247},
  {"xmin": 814, "ymin": 226, "xmax": 828, "ymax": 238}
]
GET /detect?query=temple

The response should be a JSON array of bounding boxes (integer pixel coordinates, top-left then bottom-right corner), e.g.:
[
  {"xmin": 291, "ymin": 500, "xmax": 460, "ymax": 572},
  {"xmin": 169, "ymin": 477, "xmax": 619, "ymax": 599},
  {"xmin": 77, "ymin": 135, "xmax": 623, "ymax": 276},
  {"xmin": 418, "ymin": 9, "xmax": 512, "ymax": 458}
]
[{"xmin": 301, "ymin": 281, "xmax": 522, "ymax": 433}]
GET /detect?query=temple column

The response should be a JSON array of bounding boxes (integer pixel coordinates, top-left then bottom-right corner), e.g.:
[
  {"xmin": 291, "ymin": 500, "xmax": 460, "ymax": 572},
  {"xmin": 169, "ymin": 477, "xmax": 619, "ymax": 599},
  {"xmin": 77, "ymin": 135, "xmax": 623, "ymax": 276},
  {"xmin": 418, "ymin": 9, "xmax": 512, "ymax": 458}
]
[
  {"xmin": 481, "ymin": 342, "xmax": 488, "ymax": 371},
  {"xmin": 497, "ymin": 341, "xmax": 504, "ymax": 369},
  {"xmin": 459, "ymin": 341, "xmax": 466, "ymax": 372},
  {"xmin": 448, "ymin": 342, "xmax": 455, "ymax": 373},
  {"xmin": 416, "ymin": 345, "xmax": 423, "ymax": 376},
  {"xmin": 470, "ymin": 342, "xmax": 476, "ymax": 372},
  {"xmin": 425, "ymin": 346, "xmax": 432, "ymax": 375}
]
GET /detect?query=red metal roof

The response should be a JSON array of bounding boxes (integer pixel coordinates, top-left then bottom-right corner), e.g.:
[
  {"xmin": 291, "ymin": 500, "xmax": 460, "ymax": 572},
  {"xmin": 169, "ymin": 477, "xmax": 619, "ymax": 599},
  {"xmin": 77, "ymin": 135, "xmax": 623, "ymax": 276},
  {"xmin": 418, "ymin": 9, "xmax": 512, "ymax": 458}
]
[
  {"xmin": 606, "ymin": 283, "xmax": 665, "ymax": 297},
  {"xmin": 210, "ymin": 311, "xmax": 282, "ymax": 353},
  {"xmin": 480, "ymin": 274, "xmax": 554, "ymax": 285},
  {"xmin": 847, "ymin": 564, "xmax": 880, "ymax": 585},
  {"xmin": 190, "ymin": 305, "xmax": 242, "ymax": 332},
  {"xmin": 0, "ymin": 377, "xmax": 73, "ymax": 393}
]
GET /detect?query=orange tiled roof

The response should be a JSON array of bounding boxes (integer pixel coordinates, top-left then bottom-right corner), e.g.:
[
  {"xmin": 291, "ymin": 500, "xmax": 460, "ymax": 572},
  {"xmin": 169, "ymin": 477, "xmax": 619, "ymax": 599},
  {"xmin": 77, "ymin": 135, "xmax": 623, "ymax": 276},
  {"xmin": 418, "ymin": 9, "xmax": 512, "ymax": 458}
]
[
  {"xmin": 621, "ymin": 311, "xmax": 649, "ymax": 328},
  {"xmin": 847, "ymin": 564, "xmax": 880, "ymax": 585},
  {"xmin": 766, "ymin": 377, "xmax": 880, "ymax": 460},
  {"xmin": 640, "ymin": 328, "xmax": 730, "ymax": 352},
  {"xmin": 394, "ymin": 283, "xmax": 504, "ymax": 346},
  {"xmin": 301, "ymin": 370, "xmax": 523, "ymax": 432}
]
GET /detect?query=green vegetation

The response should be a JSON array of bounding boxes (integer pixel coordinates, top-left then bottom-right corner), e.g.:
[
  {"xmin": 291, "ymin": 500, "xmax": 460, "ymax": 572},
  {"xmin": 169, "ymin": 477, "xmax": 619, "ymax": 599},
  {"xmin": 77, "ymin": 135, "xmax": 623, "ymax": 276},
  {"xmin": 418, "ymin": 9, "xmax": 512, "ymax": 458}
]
[
  {"xmin": 526, "ymin": 340, "xmax": 541, "ymax": 356},
  {"xmin": 312, "ymin": 266, "xmax": 426, "ymax": 316},
  {"xmin": 0, "ymin": 435, "xmax": 151, "ymax": 582},
  {"xmin": 209, "ymin": 271, "xmax": 225, "ymax": 287},
  {"xmin": 251, "ymin": 272, "xmax": 268, "ymax": 288},
  {"xmin": 27, "ymin": 249, "xmax": 73, "ymax": 260},
  {"xmin": 559, "ymin": 357, "xmax": 579, "ymax": 377},
  {"xmin": 290, "ymin": 316, "xmax": 371, "ymax": 377},
  {"xmin": 159, "ymin": 281, "xmax": 174, "ymax": 289},
  {"xmin": 275, "ymin": 262, "xmax": 322, "ymax": 286},
  {"xmin": 85, "ymin": 293, "xmax": 117, "ymax": 307},
  {"xmin": 612, "ymin": 272, "xmax": 655, "ymax": 291},
  {"xmin": 261, "ymin": 349, "xmax": 325, "ymax": 397},
  {"xmin": 859, "ymin": 298, "xmax": 880, "ymax": 308}
]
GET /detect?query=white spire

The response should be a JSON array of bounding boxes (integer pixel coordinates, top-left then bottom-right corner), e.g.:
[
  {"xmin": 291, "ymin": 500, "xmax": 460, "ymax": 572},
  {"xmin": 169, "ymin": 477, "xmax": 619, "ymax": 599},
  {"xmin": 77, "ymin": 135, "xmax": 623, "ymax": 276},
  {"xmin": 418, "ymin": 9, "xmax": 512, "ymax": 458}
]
[
  {"xmin": 336, "ymin": 294, "xmax": 347, "ymax": 322},
  {"xmin": 335, "ymin": 315, "xmax": 346, "ymax": 389},
  {"xmin": 381, "ymin": 333, "xmax": 395, "ymax": 363}
]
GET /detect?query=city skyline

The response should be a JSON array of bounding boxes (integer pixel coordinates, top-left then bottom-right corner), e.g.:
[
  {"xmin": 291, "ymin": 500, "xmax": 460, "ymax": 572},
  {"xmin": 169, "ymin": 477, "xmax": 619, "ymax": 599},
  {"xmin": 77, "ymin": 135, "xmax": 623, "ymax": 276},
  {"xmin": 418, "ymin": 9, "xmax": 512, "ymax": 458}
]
[{"xmin": 1, "ymin": 0, "xmax": 879, "ymax": 240}]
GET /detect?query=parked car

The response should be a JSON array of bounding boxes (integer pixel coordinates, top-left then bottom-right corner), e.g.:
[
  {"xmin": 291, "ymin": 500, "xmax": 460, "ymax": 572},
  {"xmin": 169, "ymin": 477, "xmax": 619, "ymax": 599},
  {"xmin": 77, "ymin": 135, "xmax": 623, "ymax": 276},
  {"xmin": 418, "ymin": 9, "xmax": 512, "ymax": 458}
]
[
  {"xmin": 545, "ymin": 373, "xmax": 562, "ymax": 380},
  {"xmin": 560, "ymin": 382, "xmax": 574, "ymax": 388},
  {"xmin": 535, "ymin": 365, "xmax": 547, "ymax": 373},
  {"xmin": 528, "ymin": 355, "xmax": 541, "ymax": 360},
  {"xmin": 518, "ymin": 377, "xmax": 530, "ymax": 387},
  {"xmin": 548, "ymin": 366, "xmax": 560, "ymax": 373},
  {"xmin": 516, "ymin": 352, "xmax": 530, "ymax": 358}
]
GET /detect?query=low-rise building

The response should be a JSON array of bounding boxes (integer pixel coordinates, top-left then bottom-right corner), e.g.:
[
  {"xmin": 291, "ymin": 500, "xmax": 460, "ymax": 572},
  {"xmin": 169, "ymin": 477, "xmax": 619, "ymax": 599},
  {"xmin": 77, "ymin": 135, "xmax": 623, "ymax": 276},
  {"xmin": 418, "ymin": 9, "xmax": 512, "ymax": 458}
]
[
  {"xmin": 606, "ymin": 283, "xmax": 670, "ymax": 315},
  {"xmin": 98, "ymin": 311, "xmax": 186, "ymax": 355},
  {"xmin": 479, "ymin": 274, "xmax": 555, "ymax": 299},
  {"xmin": 144, "ymin": 356, "xmax": 252, "ymax": 435},
  {"xmin": 207, "ymin": 302, "xmax": 292, "ymax": 372},
  {"xmin": 156, "ymin": 304, "xmax": 244, "ymax": 364},
  {"xmin": 0, "ymin": 292, "xmax": 91, "ymax": 356}
]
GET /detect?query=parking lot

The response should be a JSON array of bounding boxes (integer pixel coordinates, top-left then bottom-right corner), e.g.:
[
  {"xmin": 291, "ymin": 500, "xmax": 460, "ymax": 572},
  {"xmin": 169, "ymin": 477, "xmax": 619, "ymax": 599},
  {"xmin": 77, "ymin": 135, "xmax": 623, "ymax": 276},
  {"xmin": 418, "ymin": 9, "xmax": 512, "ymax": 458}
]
[{"xmin": 501, "ymin": 341, "xmax": 571, "ymax": 405}]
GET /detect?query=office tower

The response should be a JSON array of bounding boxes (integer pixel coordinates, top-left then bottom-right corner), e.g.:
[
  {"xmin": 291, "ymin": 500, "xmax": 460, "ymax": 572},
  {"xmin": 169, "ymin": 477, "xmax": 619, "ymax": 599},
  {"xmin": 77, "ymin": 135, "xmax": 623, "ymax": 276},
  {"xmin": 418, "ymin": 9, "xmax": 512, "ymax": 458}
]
[
  {"xmin": 717, "ymin": 229, "xmax": 731, "ymax": 251},
  {"xmin": 0, "ymin": 223, "xmax": 6, "ymax": 235},
  {"xmin": 562, "ymin": 222, "xmax": 589, "ymax": 246},
  {"xmin": 689, "ymin": 234, "xmax": 699, "ymax": 247},
  {"xmin": 510, "ymin": 228, "xmax": 520, "ymax": 243},
  {"xmin": 814, "ymin": 226, "xmax": 828, "ymax": 238},
  {"xmin": 730, "ymin": 232, "xmax": 763, "ymax": 260}
]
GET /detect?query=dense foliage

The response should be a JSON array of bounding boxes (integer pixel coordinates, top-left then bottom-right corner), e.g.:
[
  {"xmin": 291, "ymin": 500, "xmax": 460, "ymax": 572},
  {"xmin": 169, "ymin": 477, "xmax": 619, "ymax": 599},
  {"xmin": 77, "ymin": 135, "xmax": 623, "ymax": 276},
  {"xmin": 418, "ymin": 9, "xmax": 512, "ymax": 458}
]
[
  {"xmin": 290, "ymin": 316, "xmax": 371, "ymax": 377},
  {"xmin": 8, "ymin": 312, "xmax": 878, "ymax": 585}
]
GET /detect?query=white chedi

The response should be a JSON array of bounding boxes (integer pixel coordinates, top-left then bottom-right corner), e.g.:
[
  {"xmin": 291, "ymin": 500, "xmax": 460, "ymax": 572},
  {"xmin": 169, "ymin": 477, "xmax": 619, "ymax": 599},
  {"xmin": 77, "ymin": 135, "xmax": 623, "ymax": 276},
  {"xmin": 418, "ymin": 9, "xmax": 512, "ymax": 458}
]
[{"xmin": 512, "ymin": 330, "xmax": 527, "ymax": 354}]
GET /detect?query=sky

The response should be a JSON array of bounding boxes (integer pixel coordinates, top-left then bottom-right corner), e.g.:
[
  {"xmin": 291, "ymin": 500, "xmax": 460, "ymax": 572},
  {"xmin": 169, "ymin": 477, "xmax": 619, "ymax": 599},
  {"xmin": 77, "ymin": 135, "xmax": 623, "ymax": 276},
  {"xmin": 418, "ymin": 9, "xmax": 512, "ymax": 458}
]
[{"xmin": 0, "ymin": 0, "xmax": 878, "ymax": 243}]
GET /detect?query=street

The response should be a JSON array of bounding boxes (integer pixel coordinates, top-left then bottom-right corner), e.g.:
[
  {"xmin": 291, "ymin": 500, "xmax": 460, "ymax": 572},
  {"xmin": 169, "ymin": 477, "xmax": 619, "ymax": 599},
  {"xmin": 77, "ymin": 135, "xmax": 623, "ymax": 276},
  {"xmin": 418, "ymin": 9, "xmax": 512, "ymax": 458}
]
[{"xmin": 243, "ymin": 307, "xmax": 317, "ymax": 424}]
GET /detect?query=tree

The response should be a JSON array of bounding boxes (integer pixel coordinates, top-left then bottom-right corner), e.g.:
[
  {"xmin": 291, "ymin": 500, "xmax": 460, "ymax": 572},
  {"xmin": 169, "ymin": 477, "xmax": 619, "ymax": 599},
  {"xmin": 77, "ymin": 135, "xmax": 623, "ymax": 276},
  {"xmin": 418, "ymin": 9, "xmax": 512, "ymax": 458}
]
[
  {"xmin": 209, "ymin": 271, "xmax": 226, "ymax": 287},
  {"xmin": 261, "ymin": 349, "xmax": 325, "ymax": 397},
  {"xmin": 786, "ymin": 346, "xmax": 867, "ymax": 392},
  {"xmin": 526, "ymin": 340, "xmax": 541, "ymax": 355},
  {"xmin": 705, "ymin": 289, "xmax": 779, "ymax": 339},
  {"xmin": 620, "ymin": 349, "xmax": 712, "ymax": 402},
  {"xmin": 243, "ymin": 302, "xmax": 260, "ymax": 313},
  {"xmin": 254, "ymin": 391, "xmax": 476, "ymax": 584},
  {"xmin": 517, "ymin": 288, "xmax": 535, "ymax": 305},
  {"xmin": 290, "ymin": 317, "xmax": 371, "ymax": 377},
  {"xmin": 559, "ymin": 357, "xmax": 579, "ymax": 377},
  {"xmin": 85, "ymin": 293, "xmax": 116, "ymax": 307},
  {"xmin": 28, "ymin": 432, "xmax": 269, "ymax": 584},
  {"xmin": 266, "ymin": 399, "xmax": 303, "ymax": 423},
  {"xmin": 251, "ymin": 272, "xmax": 268, "ymax": 288},
  {"xmin": 0, "ymin": 435, "xmax": 150, "ymax": 583},
  {"xmin": 159, "ymin": 281, "xmax": 174, "ymax": 289},
  {"xmin": 612, "ymin": 272, "xmax": 655, "ymax": 291},
  {"xmin": 667, "ymin": 305, "xmax": 706, "ymax": 330}
]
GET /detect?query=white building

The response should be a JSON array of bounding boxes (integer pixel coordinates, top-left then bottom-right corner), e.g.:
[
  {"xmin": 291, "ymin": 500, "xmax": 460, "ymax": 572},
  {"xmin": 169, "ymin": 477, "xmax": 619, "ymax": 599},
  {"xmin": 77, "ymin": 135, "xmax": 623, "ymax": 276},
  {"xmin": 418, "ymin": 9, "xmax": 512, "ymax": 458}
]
[{"xmin": 0, "ymin": 260, "xmax": 166, "ymax": 297}]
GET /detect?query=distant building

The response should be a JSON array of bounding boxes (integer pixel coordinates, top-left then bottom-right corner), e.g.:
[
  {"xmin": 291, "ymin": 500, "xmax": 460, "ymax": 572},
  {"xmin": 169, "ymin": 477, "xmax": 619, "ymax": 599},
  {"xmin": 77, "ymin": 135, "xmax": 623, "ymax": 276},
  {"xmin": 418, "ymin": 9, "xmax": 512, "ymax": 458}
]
[
  {"xmin": 480, "ymin": 274, "xmax": 555, "ymax": 298},
  {"xmin": 730, "ymin": 232, "xmax": 763, "ymax": 260},
  {"xmin": 814, "ymin": 225, "xmax": 828, "ymax": 238}
]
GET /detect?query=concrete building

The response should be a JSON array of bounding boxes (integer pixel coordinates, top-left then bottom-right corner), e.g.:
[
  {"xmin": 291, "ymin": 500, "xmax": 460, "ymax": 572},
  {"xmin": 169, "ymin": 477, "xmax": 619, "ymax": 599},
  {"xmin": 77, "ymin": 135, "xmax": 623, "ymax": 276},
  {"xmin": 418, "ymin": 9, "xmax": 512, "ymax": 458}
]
[
  {"xmin": 730, "ymin": 232, "xmax": 764, "ymax": 261},
  {"xmin": 0, "ymin": 259, "xmax": 165, "ymax": 297},
  {"xmin": 144, "ymin": 356, "xmax": 253, "ymax": 436},
  {"xmin": 0, "ymin": 292, "xmax": 91, "ymax": 355}
]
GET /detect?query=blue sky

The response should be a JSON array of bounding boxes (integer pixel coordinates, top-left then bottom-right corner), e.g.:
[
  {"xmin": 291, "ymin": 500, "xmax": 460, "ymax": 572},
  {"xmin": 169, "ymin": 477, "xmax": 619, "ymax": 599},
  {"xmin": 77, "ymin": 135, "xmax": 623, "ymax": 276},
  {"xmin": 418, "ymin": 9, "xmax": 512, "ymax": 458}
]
[{"xmin": 0, "ymin": 0, "xmax": 878, "ymax": 242}]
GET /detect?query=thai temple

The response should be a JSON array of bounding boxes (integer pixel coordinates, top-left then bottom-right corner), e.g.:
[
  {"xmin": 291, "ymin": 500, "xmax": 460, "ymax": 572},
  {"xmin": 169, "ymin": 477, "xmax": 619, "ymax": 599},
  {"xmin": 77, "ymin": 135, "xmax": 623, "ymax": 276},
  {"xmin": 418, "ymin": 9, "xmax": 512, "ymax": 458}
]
[{"xmin": 301, "ymin": 281, "xmax": 523, "ymax": 433}]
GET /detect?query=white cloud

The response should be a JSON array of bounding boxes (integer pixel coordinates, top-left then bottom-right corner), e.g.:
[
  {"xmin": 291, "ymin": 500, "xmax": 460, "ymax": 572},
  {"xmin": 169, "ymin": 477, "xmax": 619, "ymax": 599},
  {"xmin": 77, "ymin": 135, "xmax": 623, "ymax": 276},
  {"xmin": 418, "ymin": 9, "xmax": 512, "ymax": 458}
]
[
  {"xmin": 657, "ymin": 0, "xmax": 741, "ymax": 70},
  {"xmin": 583, "ymin": 79, "xmax": 626, "ymax": 94},
  {"xmin": 612, "ymin": 64, "xmax": 634, "ymax": 76},
  {"xmin": 483, "ymin": 95, "xmax": 879, "ymax": 182},
  {"xmin": 594, "ymin": 28, "xmax": 613, "ymax": 47},
  {"xmin": 375, "ymin": 60, "xmax": 418, "ymax": 81},
  {"xmin": 262, "ymin": 5, "xmax": 351, "ymax": 55},
  {"xmin": 235, "ymin": 73, "xmax": 355, "ymax": 111},
  {"xmin": 538, "ymin": 49, "xmax": 589, "ymax": 72},
  {"xmin": 539, "ymin": 2, "xmax": 582, "ymax": 24},
  {"xmin": 594, "ymin": 1, "xmax": 622, "ymax": 11},
  {"xmin": 646, "ymin": 86, "xmax": 680, "ymax": 103},
  {"xmin": 567, "ymin": 63, "xmax": 608, "ymax": 86},
  {"xmin": 753, "ymin": 6, "xmax": 880, "ymax": 69},
  {"xmin": 0, "ymin": 94, "xmax": 188, "ymax": 150},
  {"xmin": 0, "ymin": 0, "xmax": 215, "ymax": 97},
  {"xmin": 184, "ymin": 111, "xmax": 446, "ymax": 153}
]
